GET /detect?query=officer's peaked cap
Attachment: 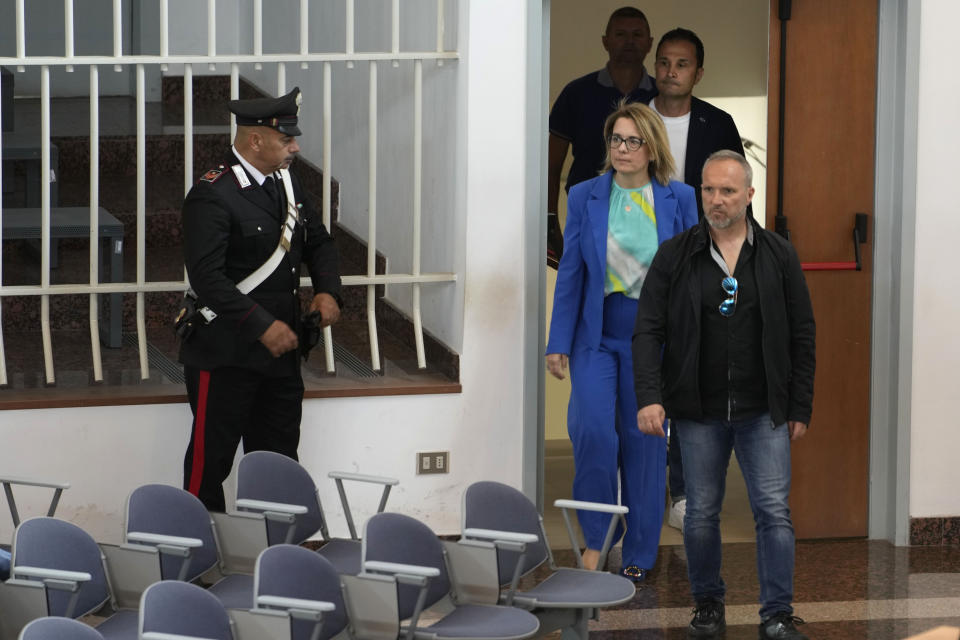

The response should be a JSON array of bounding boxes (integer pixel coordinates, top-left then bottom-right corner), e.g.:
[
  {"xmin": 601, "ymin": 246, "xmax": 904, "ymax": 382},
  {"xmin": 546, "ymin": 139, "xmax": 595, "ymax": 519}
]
[{"xmin": 229, "ymin": 86, "xmax": 302, "ymax": 136}]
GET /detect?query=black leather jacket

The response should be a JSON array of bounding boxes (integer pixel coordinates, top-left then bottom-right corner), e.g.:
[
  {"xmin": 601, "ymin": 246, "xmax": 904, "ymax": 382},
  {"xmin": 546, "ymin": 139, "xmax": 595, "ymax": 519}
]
[{"xmin": 632, "ymin": 216, "xmax": 816, "ymax": 426}]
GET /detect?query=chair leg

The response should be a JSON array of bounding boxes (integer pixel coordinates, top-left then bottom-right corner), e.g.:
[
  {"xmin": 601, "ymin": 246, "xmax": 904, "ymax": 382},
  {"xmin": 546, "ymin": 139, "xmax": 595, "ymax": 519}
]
[{"xmin": 559, "ymin": 611, "xmax": 589, "ymax": 640}]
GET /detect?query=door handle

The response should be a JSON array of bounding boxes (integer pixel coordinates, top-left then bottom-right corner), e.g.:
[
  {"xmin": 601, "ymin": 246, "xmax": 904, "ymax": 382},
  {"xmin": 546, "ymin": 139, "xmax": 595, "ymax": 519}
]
[{"xmin": 801, "ymin": 213, "xmax": 868, "ymax": 272}]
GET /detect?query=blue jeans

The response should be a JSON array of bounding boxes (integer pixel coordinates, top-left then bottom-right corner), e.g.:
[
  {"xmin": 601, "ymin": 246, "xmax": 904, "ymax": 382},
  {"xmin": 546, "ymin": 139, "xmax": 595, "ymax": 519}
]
[{"xmin": 675, "ymin": 413, "xmax": 795, "ymax": 619}]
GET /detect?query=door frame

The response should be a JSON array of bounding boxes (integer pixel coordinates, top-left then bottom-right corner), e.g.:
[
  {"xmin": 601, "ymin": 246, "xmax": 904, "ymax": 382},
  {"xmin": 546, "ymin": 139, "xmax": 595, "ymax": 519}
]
[
  {"xmin": 526, "ymin": 0, "xmax": 918, "ymax": 544},
  {"xmin": 868, "ymin": 0, "xmax": 918, "ymax": 545}
]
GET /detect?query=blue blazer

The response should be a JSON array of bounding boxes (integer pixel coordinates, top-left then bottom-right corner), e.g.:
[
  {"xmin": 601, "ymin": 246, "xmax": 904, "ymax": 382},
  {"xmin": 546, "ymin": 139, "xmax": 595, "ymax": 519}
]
[{"xmin": 547, "ymin": 171, "xmax": 698, "ymax": 355}]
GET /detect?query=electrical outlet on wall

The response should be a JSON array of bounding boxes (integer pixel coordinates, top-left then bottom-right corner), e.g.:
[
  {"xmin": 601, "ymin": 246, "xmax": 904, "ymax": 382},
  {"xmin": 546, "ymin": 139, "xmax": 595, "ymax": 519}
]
[{"xmin": 417, "ymin": 451, "xmax": 450, "ymax": 474}]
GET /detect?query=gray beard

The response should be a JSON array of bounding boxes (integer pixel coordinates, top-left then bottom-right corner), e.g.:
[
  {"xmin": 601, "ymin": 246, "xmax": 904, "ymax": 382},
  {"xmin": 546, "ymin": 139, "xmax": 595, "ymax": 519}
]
[{"xmin": 706, "ymin": 208, "xmax": 747, "ymax": 230}]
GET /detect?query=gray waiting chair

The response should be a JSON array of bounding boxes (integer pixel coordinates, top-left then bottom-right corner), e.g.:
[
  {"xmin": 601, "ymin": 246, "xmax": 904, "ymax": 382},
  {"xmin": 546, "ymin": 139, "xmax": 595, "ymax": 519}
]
[
  {"xmin": 361, "ymin": 512, "xmax": 540, "ymax": 640},
  {"xmin": 18, "ymin": 617, "xmax": 104, "ymax": 640},
  {"xmin": 462, "ymin": 481, "xmax": 636, "ymax": 640},
  {"xmin": 252, "ymin": 545, "xmax": 342, "ymax": 640},
  {"xmin": 124, "ymin": 483, "xmax": 219, "ymax": 583},
  {"xmin": 231, "ymin": 451, "xmax": 398, "ymax": 576},
  {"xmin": 138, "ymin": 581, "xmax": 233, "ymax": 640},
  {"xmin": 0, "ymin": 517, "xmax": 143, "ymax": 640},
  {"xmin": 0, "ymin": 476, "xmax": 71, "ymax": 580},
  {"xmin": 121, "ymin": 484, "xmax": 256, "ymax": 611}
]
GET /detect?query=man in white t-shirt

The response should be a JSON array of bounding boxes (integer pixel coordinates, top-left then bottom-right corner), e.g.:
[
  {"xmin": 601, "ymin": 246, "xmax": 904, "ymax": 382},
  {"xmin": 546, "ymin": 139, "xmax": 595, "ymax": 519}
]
[
  {"xmin": 649, "ymin": 28, "xmax": 746, "ymax": 218},
  {"xmin": 648, "ymin": 27, "xmax": 747, "ymax": 533}
]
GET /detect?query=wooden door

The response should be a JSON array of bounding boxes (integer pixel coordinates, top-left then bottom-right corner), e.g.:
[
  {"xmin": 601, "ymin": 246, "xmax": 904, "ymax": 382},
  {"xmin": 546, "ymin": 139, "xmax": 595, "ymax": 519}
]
[{"xmin": 766, "ymin": 0, "xmax": 877, "ymax": 538}]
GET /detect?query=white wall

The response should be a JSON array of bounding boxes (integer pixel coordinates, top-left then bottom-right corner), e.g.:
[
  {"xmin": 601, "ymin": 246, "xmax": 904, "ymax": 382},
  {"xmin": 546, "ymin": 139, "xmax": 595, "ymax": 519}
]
[
  {"xmin": 0, "ymin": 0, "xmax": 531, "ymax": 542},
  {"xmin": 908, "ymin": 0, "xmax": 960, "ymax": 518}
]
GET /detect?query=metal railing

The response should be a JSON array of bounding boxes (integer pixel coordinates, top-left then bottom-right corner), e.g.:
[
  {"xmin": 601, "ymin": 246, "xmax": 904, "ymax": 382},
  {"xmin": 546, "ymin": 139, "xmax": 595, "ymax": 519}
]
[{"xmin": 0, "ymin": 0, "xmax": 458, "ymax": 385}]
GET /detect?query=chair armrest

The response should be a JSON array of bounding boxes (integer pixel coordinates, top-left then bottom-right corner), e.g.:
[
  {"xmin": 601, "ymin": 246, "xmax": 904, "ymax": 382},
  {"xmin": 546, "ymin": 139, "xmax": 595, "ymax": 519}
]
[
  {"xmin": 1, "ymin": 476, "xmax": 70, "ymax": 526},
  {"xmin": 127, "ymin": 531, "xmax": 204, "ymax": 550},
  {"xmin": 235, "ymin": 498, "xmax": 308, "ymax": 516},
  {"xmin": 327, "ymin": 472, "xmax": 400, "ymax": 541},
  {"xmin": 142, "ymin": 633, "xmax": 219, "ymax": 640},
  {"xmin": 257, "ymin": 594, "xmax": 336, "ymax": 613},
  {"xmin": 462, "ymin": 528, "xmax": 538, "ymax": 545},
  {"xmin": 11, "ymin": 566, "xmax": 91, "ymax": 583},
  {"xmin": 553, "ymin": 499, "xmax": 628, "ymax": 514},
  {"xmin": 363, "ymin": 560, "xmax": 440, "ymax": 578},
  {"xmin": 328, "ymin": 471, "xmax": 400, "ymax": 486},
  {"xmin": 553, "ymin": 499, "xmax": 628, "ymax": 571},
  {"xmin": 0, "ymin": 476, "xmax": 70, "ymax": 490},
  {"xmin": 362, "ymin": 561, "xmax": 436, "ymax": 634}
]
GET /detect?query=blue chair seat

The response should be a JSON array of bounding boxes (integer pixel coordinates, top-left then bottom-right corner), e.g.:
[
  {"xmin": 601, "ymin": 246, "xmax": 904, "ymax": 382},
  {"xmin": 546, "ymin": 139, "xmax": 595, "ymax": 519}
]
[
  {"xmin": 91, "ymin": 609, "xmax": 138, "ymax": 640},
  {"xmin": 513, "ymin": 567, "xmax": 635, "ymax": 607},
  {"xmin": 416, "ymin": 604, "xmax": 541, "ymax": 639}
]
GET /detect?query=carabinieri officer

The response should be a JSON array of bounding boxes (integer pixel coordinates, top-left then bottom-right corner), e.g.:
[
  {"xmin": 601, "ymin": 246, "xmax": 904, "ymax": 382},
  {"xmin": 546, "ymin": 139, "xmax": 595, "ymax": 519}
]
[{"xmin": 179, "ymin": 86, "xmax": 342, "ymax": 511}]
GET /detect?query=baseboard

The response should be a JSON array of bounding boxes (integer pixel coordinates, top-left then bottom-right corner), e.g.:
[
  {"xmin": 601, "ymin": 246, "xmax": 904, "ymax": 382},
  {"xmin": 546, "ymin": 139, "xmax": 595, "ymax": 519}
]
[{"xmin": 909, "ymin": 517, "xmax": 960, "ymax": 546}]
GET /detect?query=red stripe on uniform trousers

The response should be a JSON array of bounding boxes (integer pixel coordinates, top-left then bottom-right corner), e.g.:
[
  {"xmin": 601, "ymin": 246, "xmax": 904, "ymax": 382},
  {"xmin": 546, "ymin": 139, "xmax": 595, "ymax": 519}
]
[{"xmin": 188, "ymin": 370, "xmax": 212, "ymax": 497}]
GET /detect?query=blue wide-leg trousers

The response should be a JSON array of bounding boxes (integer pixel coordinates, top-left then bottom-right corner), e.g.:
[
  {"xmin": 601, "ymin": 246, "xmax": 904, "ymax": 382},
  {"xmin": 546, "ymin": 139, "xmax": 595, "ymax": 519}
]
[{"xmin": 567, "ymin": 293, "xmax": 666, "ymax": 569}]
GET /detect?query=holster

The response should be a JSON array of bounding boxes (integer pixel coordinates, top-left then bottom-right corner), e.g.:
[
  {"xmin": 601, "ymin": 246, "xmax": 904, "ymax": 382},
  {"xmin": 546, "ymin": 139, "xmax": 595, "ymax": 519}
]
[
  {"xmin": 299, "ymin": 311, "xmax": 323, "ymax": 360},
  {"xmin": 174, "ymin": 292, "xmax": 202, "ymax": 341}
]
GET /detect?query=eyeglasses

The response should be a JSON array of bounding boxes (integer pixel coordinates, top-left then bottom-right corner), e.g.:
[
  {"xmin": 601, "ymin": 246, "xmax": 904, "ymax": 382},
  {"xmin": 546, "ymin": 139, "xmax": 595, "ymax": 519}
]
[
  {"xmin": 719, "ymin": 276, "xmax": 738, "ymax": 317},
  {"xmin": 608, "ymin": 133, "xmax": 645, "ymax": 151}
]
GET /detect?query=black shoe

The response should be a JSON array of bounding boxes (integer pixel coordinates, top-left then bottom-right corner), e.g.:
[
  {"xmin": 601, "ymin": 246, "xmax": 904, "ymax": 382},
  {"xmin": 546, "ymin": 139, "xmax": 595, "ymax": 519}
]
[
  {"xmin": 547, "ymin": 212, "xmax": 564, "ymax": 269},
  {"xmin": 688, "ymin": 599, "xmax": 725, "ymax": 638},
  {"xmin": 758, "ymin": 613, "xmax": 808, "ymax": 639}
]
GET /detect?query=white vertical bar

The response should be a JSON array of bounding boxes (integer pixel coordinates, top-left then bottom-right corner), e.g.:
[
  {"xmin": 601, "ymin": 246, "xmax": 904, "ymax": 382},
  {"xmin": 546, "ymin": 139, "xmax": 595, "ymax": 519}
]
[
  {"xmin": 0, "ymin": 75, "xmax": 6, "ymax": 386},
  {"xmin": 113, "ymin": 0, "xmax": 122, "ymax": 70},
  {"xmin": 207, "ymin": 0, "xmax": 217, "ymax": 70},
  {"xmin": 16, "ymin": 0, "xmax": 25, "ymax": 61},
  {"xmin": 160, "ymin": 0, "xmax": 169, "ymax": 70},
  {"xmin": 40, "ymin": 66, "xmax": 55, "ymax": 384},
  {"xmin": 436, "ymin": 0, "xmax": 445, "ymax": 53},
  {"xmin": 136, "ymin": 64, "xmax": 149, "ymax": 379},
  {"xmin": 64, "ymin": 0, "xmax": 74, "ymax": 61},
  {"xmin": 88, "ymin": 65, "xmax": 103, "ymax": 381},
  {"xmin": 230, "ymin": 63, "xmax": 239, "ymax": 144},
  {"xmin": 184, "ymin": 65, "xmax": 195, "ymax": 285},
  {"xmin": 277, "ymin": 63, "xmax": 286, "ymax": 96},
  {"xmin": 412, "ymin": 60, "xmax": 425, "ymax": 368},
  {"xmin": 322, "ymin": 62, "xmax": 335, "ymax": 373},
  {"xmin": 366, "ymin": 62, "xmax": 381, "ymax": 371},
  {"xmin": 253, "ymin": 0, "xmax": 263, "ymax": 70},
  {"xmin": 322, "ymin": 63, "xmax": 332, "ymax": 230},
  {"xmin": 299, "ymin": 0, "xmax": 309, "ymax": 69},
  {"xmin": 345, "ymin": 0, "xmax": 355, "ymax": 69},
  {"xmin": 391, "ymin": 0, "xmax": 400, "ymax": 67},
  {"xmin": 184, "ymin": 65, "xmax": 194, "ymax": 195}
]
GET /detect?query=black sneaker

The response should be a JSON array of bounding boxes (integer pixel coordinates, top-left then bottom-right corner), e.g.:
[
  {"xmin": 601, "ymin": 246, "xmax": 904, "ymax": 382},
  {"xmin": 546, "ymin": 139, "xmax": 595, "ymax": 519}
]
[
  {"xmin": 688, "ymin": 599, "xmax": 725, "ymax": 638},
  {"xmin": 758, "ymin": 613, "xmax": 808, "ymax": 639}
]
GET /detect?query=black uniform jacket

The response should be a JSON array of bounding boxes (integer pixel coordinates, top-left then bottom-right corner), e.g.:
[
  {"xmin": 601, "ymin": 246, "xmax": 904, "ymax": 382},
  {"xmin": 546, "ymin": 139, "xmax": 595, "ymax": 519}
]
[
  {"xmin": 632, "ymin": 216, "xmax": 816, "ymax": 426},
  {"xmin": 684, "ymin": 97, "xmax": 746, "ymax": 216},
  {"xmin": 179, "ymin": 155, "xmax": 341, "ymax": 374}
]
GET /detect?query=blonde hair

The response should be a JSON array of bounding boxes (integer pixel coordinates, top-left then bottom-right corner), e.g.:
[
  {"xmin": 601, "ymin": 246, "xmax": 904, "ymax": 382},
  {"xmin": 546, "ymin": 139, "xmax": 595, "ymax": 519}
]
[{"xmin": 601, "ymin": 100, "xmax": 676, "ymax": 186}]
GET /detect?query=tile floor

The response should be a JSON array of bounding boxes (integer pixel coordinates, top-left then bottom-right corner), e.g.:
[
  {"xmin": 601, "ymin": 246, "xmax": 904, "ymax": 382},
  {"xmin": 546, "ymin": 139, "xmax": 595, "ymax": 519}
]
[{"xmin": 541, "ymin": 440, "xmax": 960, "ymax": 638}]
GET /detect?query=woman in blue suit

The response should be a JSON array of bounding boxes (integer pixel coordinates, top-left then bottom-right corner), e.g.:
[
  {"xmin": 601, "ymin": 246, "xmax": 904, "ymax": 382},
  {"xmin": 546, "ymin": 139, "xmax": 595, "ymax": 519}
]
[{"xmin": 546, "ymin": 101, "xmax": 697, "ymax": 581}]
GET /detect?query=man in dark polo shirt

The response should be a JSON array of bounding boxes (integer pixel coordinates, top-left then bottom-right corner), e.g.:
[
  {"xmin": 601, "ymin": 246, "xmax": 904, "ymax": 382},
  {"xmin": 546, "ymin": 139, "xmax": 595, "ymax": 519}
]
[
  {"xmin": 546, "ymin": 6, "xmax": 656, "ymax": 268},
  {"xmin": 632, "ymin": 150, "xmax": 815, "ymax": 639}
]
